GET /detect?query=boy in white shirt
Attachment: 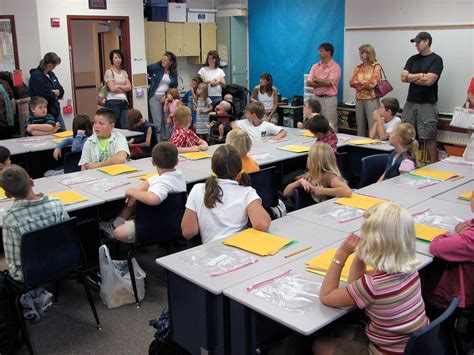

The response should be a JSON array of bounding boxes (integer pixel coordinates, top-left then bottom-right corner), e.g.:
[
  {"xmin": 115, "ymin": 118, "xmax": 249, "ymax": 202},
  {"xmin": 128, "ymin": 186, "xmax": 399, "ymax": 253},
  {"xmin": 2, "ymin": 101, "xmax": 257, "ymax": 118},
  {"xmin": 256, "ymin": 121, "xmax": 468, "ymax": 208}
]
[
  {"xmin": 100, "ymin": 142, "xmax": 186, "ymax": 242},
  {"xmin": 231, "ymin": 101, "xmax": 287, "ymax": 141},
  {"xmin": 369, "ymin": 97, "xmax": 401, "ymax": 140}
]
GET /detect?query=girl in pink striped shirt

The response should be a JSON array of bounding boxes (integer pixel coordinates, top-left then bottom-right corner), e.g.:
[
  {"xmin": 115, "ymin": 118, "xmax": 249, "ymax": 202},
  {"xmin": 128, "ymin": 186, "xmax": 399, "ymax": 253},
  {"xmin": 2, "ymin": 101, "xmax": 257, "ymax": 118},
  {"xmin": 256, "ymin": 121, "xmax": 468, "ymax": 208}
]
[{"xmin": 314, "ymin": 202, "xmax": 428, "ymax": 355}]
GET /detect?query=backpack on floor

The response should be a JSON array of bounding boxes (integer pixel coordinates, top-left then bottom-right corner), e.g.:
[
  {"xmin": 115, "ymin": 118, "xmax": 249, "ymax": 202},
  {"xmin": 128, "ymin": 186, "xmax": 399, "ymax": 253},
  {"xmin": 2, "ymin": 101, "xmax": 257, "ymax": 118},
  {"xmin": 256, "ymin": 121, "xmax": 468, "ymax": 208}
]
[
  {"xmin": 148, "ymin": 306, "xmax": 190, "ymax": 355},
  {"xmin": 0, "ymin": 271, "xmax": 21, "ymax": 354}
]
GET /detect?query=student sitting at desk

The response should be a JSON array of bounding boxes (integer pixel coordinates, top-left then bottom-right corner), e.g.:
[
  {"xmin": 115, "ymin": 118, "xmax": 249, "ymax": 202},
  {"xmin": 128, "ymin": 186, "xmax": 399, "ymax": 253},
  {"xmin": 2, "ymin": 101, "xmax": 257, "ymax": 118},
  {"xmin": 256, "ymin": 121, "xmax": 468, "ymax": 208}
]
[
  {"xmin": 79, "ymin": 108, "xmax": 130, "ymax": 171},
  {"xmin": 100, "ymin": 142, "xmax": 186, "ymax": 242},
  {"xmin": 168, "ymin": 106, "xmax": 208, "ymax": 153},
  {"xmin": 297, "ymin": 97, "xmax": 321, "ymax": 129},
  {"xmin": 181, "ymin": 145, "xmax": 270, "ymax": 244},
  {"xmin": 52, "ymin": 114, "xmax": 92, "ymax": 161},
  {"xmin": 369, "ymin": 97, "xmax": 401, "ymax": 140},
  {"xmin": 231, "ymin": 101, "xmax": 287, "ymax": 141},
  {"xmin": 226, "ymin": 129, "xmax": 260, "ymax": 173},
  {"xmin": 127, "ymin": 109, "xmax": 154, "ymax": 159},
  {"xmin": 314, "ymin": 202, "xmax": 429, "ymax": 355},
  {"xmin": 0, "ymin": 146, "xmax": 11, "ymax": 170},
  {"xmin": 25, "ymin": 96, "xmax": 61, "ymax": 136},
  {"xmin": 305, "ymin": 115, "xmax": 338, "ymax": 152},
  {"xmin": 283, "ymin": 143, "xmax": 351, "ymax": 203},
  {"xmin": 379, "ymin": 123, "xmax": 418, "ymax": 181},
  {"xmin": 426, "ymin": 191, "xmax": 474, "ymax": 312},
  {"xmin": 1, "ymin": 165, "xmax": 69, "ymax": 322}
]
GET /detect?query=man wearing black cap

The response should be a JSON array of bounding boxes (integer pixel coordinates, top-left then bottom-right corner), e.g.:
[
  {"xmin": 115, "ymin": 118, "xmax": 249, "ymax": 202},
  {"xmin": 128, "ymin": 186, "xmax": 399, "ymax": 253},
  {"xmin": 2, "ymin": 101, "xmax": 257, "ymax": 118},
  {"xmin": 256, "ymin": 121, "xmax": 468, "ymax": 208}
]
[{"xmin": 401, "ymin": 31, "xmax": 443, "ymax": 162}]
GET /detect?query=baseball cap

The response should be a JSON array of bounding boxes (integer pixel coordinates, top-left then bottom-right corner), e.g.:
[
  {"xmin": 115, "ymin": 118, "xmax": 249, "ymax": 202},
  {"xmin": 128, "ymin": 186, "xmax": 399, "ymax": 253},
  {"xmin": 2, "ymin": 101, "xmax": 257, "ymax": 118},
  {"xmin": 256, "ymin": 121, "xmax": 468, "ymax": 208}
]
[{"xmin": 410, "ymin": 32, "xmax": 432, "ymax": 43}]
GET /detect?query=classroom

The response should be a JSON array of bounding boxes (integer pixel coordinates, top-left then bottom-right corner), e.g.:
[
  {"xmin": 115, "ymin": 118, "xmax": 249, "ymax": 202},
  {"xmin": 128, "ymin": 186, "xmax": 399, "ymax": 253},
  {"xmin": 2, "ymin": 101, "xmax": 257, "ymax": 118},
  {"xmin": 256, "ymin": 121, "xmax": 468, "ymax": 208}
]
[{"xmin": 0, "ymin": 0, "xmax": 473, "ymax": 353}]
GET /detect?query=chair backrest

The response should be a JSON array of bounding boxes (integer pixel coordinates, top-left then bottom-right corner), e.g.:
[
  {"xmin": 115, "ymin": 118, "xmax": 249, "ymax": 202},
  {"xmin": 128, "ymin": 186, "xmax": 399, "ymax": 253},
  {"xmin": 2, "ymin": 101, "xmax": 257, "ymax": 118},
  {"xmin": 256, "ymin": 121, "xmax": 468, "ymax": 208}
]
[
  {"xmin": 149, "ymin": 123, "xmax": 158, "ymax": 150},
  {"xmin": 249, "ymin": 166, "xmax": 278, "ymax": 209},
  {"xmin": 63, "ymin": 151, "xmax": 82, "ymax": 173},
  {"xmin": 20, "ymin": 218, "xmax": 84, "ymax": 286},
  {"xmin": 404, "ymin": 297, "xmax": 459, "ymax": 355},
  {"xmin": 293, "ymin": 186, "xmax": 316, "ymax": 210},
  {"xmin": 358, "ymin": 153, "xmax": 389, "ymax": 188},
  {"xmin": 134, "ymin": 191, "xmax": 187, "ymax": 245}
]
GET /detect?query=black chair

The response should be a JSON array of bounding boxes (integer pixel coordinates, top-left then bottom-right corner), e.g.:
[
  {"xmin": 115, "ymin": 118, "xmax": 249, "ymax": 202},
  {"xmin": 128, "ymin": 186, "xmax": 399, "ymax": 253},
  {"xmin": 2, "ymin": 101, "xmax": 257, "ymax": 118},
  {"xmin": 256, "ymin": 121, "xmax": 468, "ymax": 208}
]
[
  {"xmin": 8, "ymin": 218, "xmax": 100, "ymax": 354},
  {"xmin": 63, "ymin": 151, "xmax": 82, "ymax": 173},
  {"xmin": 404, "ymin": 297, "xmax": 459, "ymax": 355},
  {"xmin": 127, "ymin": 191, "xmax": 187, "ymax": 306},
  {"xmin": 249, "ymin": 166, "xmax": 278, "ymax": 210},
  {"xmin": 358, "ymin": 153, "xmax": 389, "ymax": 188},
  {"xmin": 293, "ymin": 186, "xmax": 316, "ymax": 210}
]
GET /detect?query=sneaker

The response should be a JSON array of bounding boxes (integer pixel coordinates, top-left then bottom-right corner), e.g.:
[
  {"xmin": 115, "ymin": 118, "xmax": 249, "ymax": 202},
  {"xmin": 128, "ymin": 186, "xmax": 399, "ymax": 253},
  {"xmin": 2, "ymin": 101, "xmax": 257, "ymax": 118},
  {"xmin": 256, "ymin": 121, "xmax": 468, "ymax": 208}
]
[
  {"xmin": 99, "ymin": 219, "xmax": 115, "ymax": 239},
  {"xmin": 33, "ymin": 288, "xmax": 54, "ymax": 313},
  {"xmin": 20, "ymin": 292, "xmax": 40, "ymax": 322}
]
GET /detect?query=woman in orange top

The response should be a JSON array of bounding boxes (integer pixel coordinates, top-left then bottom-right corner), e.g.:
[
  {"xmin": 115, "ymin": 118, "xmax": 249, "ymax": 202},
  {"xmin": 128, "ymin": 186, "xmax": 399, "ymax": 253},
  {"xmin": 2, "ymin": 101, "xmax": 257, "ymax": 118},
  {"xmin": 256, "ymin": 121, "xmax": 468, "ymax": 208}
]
[
  {"xmin": 349, "ymin": 44, "xmax": 382, "ymax": 137},
  {"xmin": 226, "ymin": 129, "xmax": 260, "ymax": 173}
]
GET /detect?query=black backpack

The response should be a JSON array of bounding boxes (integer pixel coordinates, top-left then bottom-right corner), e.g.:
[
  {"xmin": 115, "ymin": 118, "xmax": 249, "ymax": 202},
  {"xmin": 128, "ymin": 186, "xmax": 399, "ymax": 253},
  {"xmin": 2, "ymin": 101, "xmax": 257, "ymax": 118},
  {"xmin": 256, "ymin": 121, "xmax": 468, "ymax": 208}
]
[{"xmin": 0, "ymin": 271, "xmax": 21, "ymax": 354}]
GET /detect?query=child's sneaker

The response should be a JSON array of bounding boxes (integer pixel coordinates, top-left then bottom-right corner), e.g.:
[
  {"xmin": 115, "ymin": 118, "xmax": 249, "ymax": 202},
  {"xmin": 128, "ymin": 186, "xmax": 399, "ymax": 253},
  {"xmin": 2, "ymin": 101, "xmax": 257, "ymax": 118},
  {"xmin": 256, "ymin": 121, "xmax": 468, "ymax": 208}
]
[
  {"xmin": 33, "ymin": 288, "xmax": 54, "ymax": 313},
  {"xmin": 99, "ymin": 219, "xmax": 115, "ymax": 239},
  {"xmin": 20, "ymin": 292, "xmax": 40, "ymax": 322}
]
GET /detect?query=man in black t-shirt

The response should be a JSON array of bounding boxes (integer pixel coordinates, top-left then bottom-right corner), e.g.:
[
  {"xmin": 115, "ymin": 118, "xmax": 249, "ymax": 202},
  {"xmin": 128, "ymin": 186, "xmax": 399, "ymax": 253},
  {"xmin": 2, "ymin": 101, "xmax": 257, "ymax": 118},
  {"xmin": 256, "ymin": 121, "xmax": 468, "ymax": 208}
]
[{"xmin": 401, "ymin": 32, "xmax": 443, "ymax": 162}]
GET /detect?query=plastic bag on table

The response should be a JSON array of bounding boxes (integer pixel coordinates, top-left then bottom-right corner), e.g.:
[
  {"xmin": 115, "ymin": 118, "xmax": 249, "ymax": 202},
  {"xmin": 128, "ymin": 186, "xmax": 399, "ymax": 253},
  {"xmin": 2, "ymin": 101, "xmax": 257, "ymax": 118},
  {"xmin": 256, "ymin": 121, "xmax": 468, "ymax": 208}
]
[
  {"xmin": 315, "ymin": 203, "xmax": 365, "ymax": 223},
  {"xmin": 180, "ymin": 244, "xmax": 258, "ymax": 277},
  {"xmin": 413, "ymin": 209, "xmax": 464, "ymax": 232},
  {"xmin": 99, "ymin": 245, "xmax": 146, "ymax": 309},
  {"xmin": 389, "ymin": 174, "xmax": 439, "ymax": 189},
  {"xmin": 249, "ymin": 270, "xmax": 321, "ymax": 315}
]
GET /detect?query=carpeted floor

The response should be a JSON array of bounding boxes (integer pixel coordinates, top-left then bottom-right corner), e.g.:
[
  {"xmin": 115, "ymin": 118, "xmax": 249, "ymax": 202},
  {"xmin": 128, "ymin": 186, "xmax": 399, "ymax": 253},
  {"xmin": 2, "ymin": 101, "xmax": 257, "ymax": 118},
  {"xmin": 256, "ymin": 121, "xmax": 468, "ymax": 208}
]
[{"xmin": 15, "ymin": 246, "xmax": 168, "ymax": 354}]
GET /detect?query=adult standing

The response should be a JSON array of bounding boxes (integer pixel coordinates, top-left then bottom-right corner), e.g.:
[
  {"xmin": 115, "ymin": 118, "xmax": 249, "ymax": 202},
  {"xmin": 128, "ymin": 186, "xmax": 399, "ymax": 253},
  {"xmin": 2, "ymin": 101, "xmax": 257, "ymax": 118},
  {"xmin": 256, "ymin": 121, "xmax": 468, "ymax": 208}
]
[
  {"xmin": 349, "ymin": 44, "xmax": 382, "ymax": 136},
  {"xmin": 29, "ymin": 52, "xmax": 66, "ymax": 131},
  {"xmin": 148, "ymin": 51, "xmax": 178, "ymax": 141},
  {"xmin": 0, "ymin": 78, "xmax": 15, "ymax": 139},
  {"xmin": 104, "ymin": 49, "xmax": 131, "ymax": 129},
  {"xmin": 198, "ymin": 50, "xmax": 226, "ymax": 105},
  {"xmin": 306, "ymin": 43, "xmax": 341, "ymax": 132},
  {"xmin": 401, "ymin": 32, "xmax": 443, "ymax": 163}
]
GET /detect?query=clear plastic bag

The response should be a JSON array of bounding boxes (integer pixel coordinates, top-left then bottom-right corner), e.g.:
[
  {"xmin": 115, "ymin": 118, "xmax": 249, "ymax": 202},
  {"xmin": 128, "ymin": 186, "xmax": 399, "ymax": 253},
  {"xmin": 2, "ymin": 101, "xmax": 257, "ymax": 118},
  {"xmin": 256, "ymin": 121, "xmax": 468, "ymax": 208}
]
[
  {"xmin": 315, "ymin": 203, "xmax": 365, "ymax": 223},
  {"xmin": 390, "ymin": 175, "xmax": 439, "ymax": 189},
  {"xmin": 249, "ymin": 270, "xmax": 321, "ymax": 315},
  {"xmin": 180, "ymin": 244, "xmax": 258, "ymax": 277},
  {"xmin": 249, "ymin": 153, "xmax": 275, "ymax": 163},
  {"xmin": 413, "ymin": 209, "xmax": 464, "ymax": 232},
  {"xmin": 98, "ymin": 245, "xmax": 146, "ymax": 309},
  {"xmin": 56, "ymin": 173, "xmax": 98, "ymax": 187}
]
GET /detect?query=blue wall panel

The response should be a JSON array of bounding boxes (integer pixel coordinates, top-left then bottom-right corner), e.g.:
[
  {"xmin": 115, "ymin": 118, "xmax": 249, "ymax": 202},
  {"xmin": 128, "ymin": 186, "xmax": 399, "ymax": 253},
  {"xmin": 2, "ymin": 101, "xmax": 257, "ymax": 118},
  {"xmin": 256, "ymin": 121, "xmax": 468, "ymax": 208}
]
[{"xmin": 248, "ymin": 0, "xmax": 345, "ymax": 100}]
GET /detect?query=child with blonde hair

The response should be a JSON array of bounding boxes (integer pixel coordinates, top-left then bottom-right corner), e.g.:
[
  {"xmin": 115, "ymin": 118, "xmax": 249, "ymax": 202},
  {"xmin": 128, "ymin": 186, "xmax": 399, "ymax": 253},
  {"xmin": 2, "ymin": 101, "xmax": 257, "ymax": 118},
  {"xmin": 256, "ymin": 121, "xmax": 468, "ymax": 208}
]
[
  {"xmin": 314, "ymin": 202, "xmax": 429, "ymax": 355},
  {"xmin": 181, "ymin": 145, "xmax": 270, "ymax": 244},
  {"xmin": 169, "ymin": 106, "xmax": 208, "ymax": 153},
  {"xmin": 283, "ymin": 143, "xmax": 351, "ymax": 202},
  {"xmin": 194, "ymin": 83, "xmax": 213, "ymax": 138},
  {"xmin": 226, "ymin": 129, "xmax": 260, "ymax": 173},
  {"xmin": 379, "ymin": 122, "xmax": 418, "ymax": 181},
  {"xmin": 164, "ymin": 88, "xmax": 181, "ymax": 126}
]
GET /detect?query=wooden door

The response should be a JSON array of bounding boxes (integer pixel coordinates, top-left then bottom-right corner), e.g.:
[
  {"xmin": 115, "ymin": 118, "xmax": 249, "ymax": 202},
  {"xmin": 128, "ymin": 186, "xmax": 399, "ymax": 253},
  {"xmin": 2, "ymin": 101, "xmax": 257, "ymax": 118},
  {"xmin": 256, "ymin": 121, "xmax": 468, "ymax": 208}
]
[
  {"xmin": 182, "ymin": 23, "xmax": 200, "ymax": 56},
  {"xmin": 200, "ymin": 23, "xmax": 216, "ymax": 64},
  {"xmin": 165, "ymin": 23, "xmax": 183, "ymax": 56},
  {"xmin": 145, "ymin": 21, "xmax": 166, "ymax": 64}
]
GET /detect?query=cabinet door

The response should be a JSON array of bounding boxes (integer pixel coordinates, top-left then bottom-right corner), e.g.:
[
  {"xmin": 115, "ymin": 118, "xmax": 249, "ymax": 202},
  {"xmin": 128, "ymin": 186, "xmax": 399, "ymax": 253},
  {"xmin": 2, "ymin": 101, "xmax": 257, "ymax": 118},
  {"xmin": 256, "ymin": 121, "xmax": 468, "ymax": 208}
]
[
  {"xmin": 145, "ymin": 22, "xmax": 166, "ymax": 64},
  {"xmin": 230, "ymin": 16, "xmax": 247, "ymax": 75},
  {"xmin": 200, "ymin": 23, "xmax": 217, "ymax": 64},
  {"xmin": 182, "ymin": 23, "xmax": 200, "ymax": 57},
  {"xmin": 165, "ymin": 23, "xmax": 184, "ymax": 56}
]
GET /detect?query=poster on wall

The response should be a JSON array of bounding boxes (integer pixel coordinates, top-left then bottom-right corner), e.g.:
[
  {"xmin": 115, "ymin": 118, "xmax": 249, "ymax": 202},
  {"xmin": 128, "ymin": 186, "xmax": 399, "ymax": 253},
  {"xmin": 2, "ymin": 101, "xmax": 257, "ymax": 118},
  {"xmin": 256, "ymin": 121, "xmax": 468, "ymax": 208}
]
[{"xmin": 89, "ymin": 0, "xmax": 107, "ymax": 10}]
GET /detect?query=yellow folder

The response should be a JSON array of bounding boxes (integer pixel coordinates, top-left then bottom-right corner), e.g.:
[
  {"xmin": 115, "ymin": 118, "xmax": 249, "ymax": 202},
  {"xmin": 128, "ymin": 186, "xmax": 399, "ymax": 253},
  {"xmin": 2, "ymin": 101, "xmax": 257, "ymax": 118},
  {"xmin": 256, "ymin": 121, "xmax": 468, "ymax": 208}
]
[
  {"xmin": 223, "ymin": 228, "xmax": 293, "ymax": 256},
  {"xmin": 277, "ymin": 145, "xmax": 311, "ymax": 153},
  {"xmin": 348, "ymin": 138, "xmax": 381, "ymax": 145},
  {"xmin": 458, "ymin": 192, "xmax": 473, "ymax": 201},
  {"xmin": 53, "ymin": 131, "xmax": 74, "ymax": 138},
  {"xmin": 302, "ymin": 130, "xmax": 314, "ymax": 137},
  {"xmin": 335, "ymin": 194, "xmax": 386, "ymax": 211},
  {"xmin": 414, "ymin": 224, "xmax": 447, "ymax": 242},
  {"xmin": 98, "ymin": 164, "xmax": 138, "ymax": 176},
  {"xmin": 139, "ymin": 172, "xmax": 159, "ymax": 181},
  {"xmin": 409, "ymin": 168, "xmax": 458, "ymax": 181},
  {"xmin": 0, "ymin": 187, "xmax": 6, "ymax": 199},
  {"xmin": 52, "ymin": 138, "xmax": 66, "ymax": 143},
  {"xmin": 48, "ymin": 190, "xmax": 88, "ymax": 205},
  {"xmin": 179, "ymin": 152, "xmax": 212, "ymax": 160}
]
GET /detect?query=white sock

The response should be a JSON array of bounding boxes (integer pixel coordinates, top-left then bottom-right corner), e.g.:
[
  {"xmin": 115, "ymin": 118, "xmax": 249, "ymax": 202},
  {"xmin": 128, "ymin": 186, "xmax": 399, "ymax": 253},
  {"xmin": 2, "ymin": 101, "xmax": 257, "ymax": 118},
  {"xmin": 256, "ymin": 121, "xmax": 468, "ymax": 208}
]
[{"xmin": 113, "ymin": 216, "xmax": 125, "ymax": 228}]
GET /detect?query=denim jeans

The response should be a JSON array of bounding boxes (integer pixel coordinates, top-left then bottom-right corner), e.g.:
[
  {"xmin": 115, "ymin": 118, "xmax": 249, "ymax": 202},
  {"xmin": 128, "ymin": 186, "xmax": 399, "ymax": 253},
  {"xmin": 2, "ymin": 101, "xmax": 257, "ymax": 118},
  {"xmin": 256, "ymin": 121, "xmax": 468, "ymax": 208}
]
[
  {"xmin": 149, "ymin": 93, "xmax": 172, "ymax": 141},
  {"xmin": 105, "ymin": 99, "xmax": 129, "ymax": 129}
]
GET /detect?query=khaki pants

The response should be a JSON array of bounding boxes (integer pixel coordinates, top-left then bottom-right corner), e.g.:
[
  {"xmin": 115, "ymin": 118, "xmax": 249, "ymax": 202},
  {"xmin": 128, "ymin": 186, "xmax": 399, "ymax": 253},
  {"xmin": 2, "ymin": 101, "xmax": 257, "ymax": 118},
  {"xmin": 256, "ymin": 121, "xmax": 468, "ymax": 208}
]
[
  {"xmin": 314, "ymin": 95, "xmax": 338, "ymax": 132},
  {"xmin": 356, "ymin": 98, "xmax": 379, "ymax": 136}
]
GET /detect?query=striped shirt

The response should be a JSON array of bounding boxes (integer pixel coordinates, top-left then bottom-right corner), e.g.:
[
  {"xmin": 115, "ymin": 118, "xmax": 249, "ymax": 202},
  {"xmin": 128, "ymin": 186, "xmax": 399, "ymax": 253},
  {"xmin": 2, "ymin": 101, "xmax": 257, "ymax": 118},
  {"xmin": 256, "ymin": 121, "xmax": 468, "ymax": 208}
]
[{"xmin": 347, "ymin": 271, "xmax": 429, "ymax": 354}]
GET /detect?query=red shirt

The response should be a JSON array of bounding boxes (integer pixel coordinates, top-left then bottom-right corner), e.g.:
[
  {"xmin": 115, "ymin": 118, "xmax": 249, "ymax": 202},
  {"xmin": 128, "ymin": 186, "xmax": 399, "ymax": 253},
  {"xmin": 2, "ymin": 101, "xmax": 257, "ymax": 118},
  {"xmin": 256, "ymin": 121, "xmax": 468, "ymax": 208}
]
[
  {"xmin": 169, "ymin": 127, "xmax": 201, "ymax": 147},
  {"xmin": 317, "ymin": 127, "xmax": 338, "ymax": 152}
]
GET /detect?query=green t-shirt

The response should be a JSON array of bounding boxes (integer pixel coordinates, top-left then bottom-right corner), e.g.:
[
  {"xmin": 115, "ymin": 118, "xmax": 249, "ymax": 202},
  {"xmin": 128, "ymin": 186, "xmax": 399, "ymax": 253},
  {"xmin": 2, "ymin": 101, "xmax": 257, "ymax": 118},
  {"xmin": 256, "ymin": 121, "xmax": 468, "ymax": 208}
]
[{"xmin": 98, "ymin": 137, "xmax": 110, "ymax": 162}]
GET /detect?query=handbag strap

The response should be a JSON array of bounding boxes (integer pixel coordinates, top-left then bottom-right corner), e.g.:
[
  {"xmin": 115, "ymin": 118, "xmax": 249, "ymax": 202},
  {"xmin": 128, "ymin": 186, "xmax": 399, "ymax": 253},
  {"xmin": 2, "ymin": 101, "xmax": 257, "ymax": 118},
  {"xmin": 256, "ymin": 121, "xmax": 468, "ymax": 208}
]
[{"xmin": 376, "ymin": 63, "xmax": 388, "ymax": 81}]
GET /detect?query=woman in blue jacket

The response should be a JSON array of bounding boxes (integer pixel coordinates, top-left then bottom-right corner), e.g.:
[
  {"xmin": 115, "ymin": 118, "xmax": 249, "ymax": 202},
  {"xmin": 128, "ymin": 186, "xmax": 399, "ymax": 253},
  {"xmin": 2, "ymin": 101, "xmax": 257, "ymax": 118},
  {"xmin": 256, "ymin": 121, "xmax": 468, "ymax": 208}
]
[
  {"xmin": 29, "ymin": 52, "xmax": 66, "ymax": 131},
  {"xmin": 147, "ymin": 51, "xmax": 178, "ymax": 141}
]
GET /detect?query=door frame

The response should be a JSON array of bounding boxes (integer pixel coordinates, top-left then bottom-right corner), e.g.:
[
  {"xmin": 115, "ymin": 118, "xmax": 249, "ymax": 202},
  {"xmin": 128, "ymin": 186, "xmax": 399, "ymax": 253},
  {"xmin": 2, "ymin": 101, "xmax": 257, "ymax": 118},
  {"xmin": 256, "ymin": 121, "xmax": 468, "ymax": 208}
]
[
  {"xmin": 67, "ymin": 15, "xmax": 132, "ymax": 116},
  {"xmin": 0, "ymin": 15, "xmax": 20, "ymax": 69}
]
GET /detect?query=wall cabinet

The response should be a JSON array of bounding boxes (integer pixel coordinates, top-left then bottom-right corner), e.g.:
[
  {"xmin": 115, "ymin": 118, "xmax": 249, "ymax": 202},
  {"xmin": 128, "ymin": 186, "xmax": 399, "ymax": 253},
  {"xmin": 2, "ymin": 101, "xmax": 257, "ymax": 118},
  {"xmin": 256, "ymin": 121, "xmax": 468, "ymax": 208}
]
[
  {"xmin": 165, "ymin": 23, "xmax": 200, "ymax": 57},
  {"xmin": 144, "ymin": 21, "xmax": 166, "ymax": 64},
  {"xmin": 187, "ymin": 23, "xmax": 217, "ymax": 64}
]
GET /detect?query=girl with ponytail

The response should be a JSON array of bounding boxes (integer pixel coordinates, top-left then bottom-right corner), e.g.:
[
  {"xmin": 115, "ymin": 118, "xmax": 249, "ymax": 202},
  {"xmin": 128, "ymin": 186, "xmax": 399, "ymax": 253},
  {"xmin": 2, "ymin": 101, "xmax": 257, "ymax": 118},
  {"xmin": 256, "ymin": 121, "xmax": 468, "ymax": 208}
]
[
  {"xmin": 182, "ymin": 144, "xmax": 270, "ymax": 244},
  {"xmin": 379, "ymin": 122, "xmax": 418, "ymax": 180}
]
